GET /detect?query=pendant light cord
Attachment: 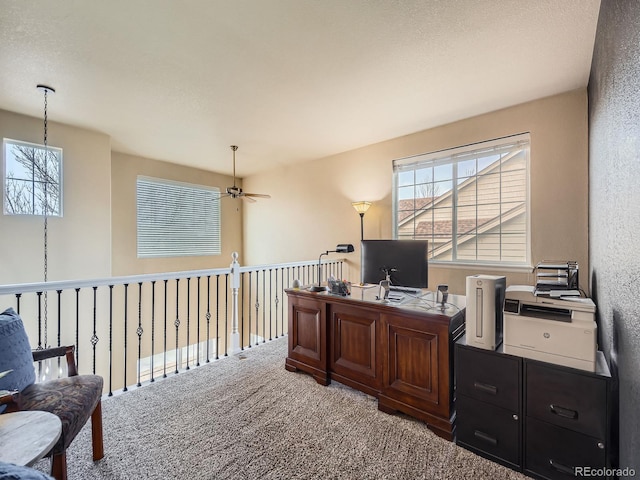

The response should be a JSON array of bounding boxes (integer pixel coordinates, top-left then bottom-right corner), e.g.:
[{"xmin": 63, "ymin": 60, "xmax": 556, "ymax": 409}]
[
  {"xmin": 38, "ymin": 85, "xmax": 54, "ymax": 348},
  {"xmin": 43, "ymin": 87, "xmax": 49, "ymax": 348}
]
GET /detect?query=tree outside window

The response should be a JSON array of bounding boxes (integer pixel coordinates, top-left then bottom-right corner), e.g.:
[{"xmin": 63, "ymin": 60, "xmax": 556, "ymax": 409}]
[{"xmin": 3, "ymin": 139, "xmax": 62, "ymax": 216}]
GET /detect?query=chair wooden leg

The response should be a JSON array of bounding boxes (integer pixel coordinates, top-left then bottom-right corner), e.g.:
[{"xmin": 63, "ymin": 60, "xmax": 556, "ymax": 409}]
[
  {"xmin": 91, "ymin": 400, "xmax": 104, "ymax": 461},
  {"xmin": 51, "ymin": 451, "xmax": 68, "ymax": 480}
]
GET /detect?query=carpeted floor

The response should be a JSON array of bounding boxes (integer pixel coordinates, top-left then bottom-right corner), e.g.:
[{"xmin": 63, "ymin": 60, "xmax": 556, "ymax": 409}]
[{"xmin": 33, "ymin": 337, "xmax": 528, "ymax": 479}]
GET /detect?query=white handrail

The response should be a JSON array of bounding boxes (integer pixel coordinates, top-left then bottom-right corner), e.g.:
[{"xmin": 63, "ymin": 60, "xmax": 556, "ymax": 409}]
[{"xmin": 0, "ymin": 257, "xmax": 344, "ymax": 296}]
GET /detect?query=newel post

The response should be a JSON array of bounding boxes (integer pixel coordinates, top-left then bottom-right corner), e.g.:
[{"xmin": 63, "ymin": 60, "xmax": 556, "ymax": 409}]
[{"xmin": 229, "ymin": 252, "xmax": 241, "ymax": 354}]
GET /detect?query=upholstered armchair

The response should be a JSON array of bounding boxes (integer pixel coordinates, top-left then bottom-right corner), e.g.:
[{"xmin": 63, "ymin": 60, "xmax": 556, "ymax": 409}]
[{"xmin": 0, "ymin": 308, "xmax": 104, "ymax": 480}]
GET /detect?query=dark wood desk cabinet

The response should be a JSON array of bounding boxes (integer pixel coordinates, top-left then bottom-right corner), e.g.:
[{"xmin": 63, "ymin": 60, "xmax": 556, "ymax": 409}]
[
  {"xmin": 285, "ymin": 288, "xmax": 465, "ymax": 440},
  {"xmin": 455, "ymin": 337, "xmax": 615, "ymax": 480}
]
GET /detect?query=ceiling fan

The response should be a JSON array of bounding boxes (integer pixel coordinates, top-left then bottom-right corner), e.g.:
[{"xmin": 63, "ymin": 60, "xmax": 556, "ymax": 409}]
[{"xmin": 218, "ymin": 145, "xmax": 271, "ymax": 202}]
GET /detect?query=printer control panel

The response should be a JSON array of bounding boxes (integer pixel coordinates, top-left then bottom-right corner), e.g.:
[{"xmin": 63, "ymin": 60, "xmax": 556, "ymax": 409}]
[{"xmin": 504, "ymin": 298, "xmax": 520, "ymax": 314}]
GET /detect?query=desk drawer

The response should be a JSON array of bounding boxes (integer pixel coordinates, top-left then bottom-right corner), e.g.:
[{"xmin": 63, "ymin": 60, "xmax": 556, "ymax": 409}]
[
  {"xmin": 456, "ymin": 394, "xmax": 521, "ymax": 468},
  {"xmin": 457, "ymin": 345, "xmax": 520, "ymax": 411},
  {"xmin": 525, "ymin": 417, "xmax": 607, "ymax": 480},
  {"xmin": 526, "ymin": 362, "xmax": 607, "ymax": 438}
]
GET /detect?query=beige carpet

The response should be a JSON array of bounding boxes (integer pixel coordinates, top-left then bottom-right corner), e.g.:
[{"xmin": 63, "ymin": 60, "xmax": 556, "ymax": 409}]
[{"xmin": 33, "ymin": 337, "xmax": 528, "ymax": 479}]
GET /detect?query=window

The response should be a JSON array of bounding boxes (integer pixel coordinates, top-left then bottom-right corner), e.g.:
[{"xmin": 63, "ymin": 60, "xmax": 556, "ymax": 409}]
[
  {"xmin": 393, "ymin": 133, "xmax": 530, "ymax": 267},
  {"xmin": 3, "ymin": 138, "xmax": 63, "ymax": 216},
  {"xmin": 136, "ymin": 176, "xmax": 221, "ymax": 258}
]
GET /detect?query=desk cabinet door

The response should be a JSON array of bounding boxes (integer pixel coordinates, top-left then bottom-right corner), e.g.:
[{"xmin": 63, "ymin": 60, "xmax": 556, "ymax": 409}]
[
  {"xmin": 287, "ymin": 296, "xmax": 327, "ymax": 376},
  {"xmin": 329, "ymin": 304, "xmax": 381, "ymax": 392},
  {"xmin": 380, "ymin": 313, "xmax": 450, "ymax": 418}
]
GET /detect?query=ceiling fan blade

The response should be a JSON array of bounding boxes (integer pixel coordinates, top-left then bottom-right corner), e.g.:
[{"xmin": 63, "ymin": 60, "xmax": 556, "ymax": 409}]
[
  {"xmin": 212, "ymin": 193, "xmax": 231, "ymax": 202},
  {"xmin": 241, "ymin": 195, "xmax": 257, "ymax": 203},
  {"xmin": 243, "ymin": 193, "xmax": 271, "ymax": 199}
]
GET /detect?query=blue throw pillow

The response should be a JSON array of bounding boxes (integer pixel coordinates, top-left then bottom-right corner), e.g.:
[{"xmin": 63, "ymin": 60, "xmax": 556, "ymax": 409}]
[{"xmin": 0, "ymin": 308, "xmax": 35, "ymax": 393}]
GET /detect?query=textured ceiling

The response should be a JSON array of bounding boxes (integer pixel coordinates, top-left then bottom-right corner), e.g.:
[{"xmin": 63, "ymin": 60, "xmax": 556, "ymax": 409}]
[{"xmin": 0, "ymin": 0, "xmax": 601, "ymax": 178}]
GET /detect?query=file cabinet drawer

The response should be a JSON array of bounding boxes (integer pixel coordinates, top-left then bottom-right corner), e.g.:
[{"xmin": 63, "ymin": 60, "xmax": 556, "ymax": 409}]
[
  {"xmin": 525, "ymin": 417, "xmax": 607, "ymax": 480},
  {"xmin": 457, "ymin": 345, "xmax": 521, "ymax": 411},
  {"xmin": 526, "ymin": 361, "xmax": 607, "ymax": 439},
  {"xmin": 457, "ymin": 394, "xmax": 521, "ymax": 469}
]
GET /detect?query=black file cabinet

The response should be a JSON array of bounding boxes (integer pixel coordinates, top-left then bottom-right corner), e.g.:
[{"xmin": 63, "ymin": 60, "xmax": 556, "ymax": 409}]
[{"xmin": 455, "ymin": 336, "xmax": 614, "ymax": 479}]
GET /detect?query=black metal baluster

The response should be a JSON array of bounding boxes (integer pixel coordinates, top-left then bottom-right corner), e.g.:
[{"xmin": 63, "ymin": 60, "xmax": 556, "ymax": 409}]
[
  {"xmin": 215, "ymin": 275, "xmax": 220, "ymax": 360},
  {"xmin": 136, "ymin": 282, "xmax": 143, "ymax": 387},
  {"xmin": 56, "ymin": 290, "xmax": 62, "ymax": 376},
  {"xmin": 75, "ymin": 288, "xmax": 80, "ymax": 367},
  {"xmin": 91, "ymin": 286, "xmax": 99, "ymax": 376},
  {"xmin": 196, "ymin": 276, "xmax": 201, "ymax": 366},
  {"xmin": 206, "ymin": 276, "xmax": 211, "ymax": 363},
  {"xmin": 123, "ymin": 284, "xmax": 129, "ymax": 392},
  {"xmin": 108, "ymin": 285, "xmax": 114, "ymax": 396},
  {"xmin": 186, "ymin": 277, "xmax": 191, "ymax": 370},
  {"xmin": 248, "ymin": 271, "xmax": 252, "ymax": 348},
  {"xmin": 163, "ymin": 279, "xmax": 168, "ymax": 378},
  {"xmin": 224, "ymin": 273, "xmax": 229, "ymax": 356},
  {"xmin": 174, "ymin": 279, "xmax": 180, "ymax": 374},
  {"xmin": 15, "ymin": 293, "xmax": 21, "ymax": 314},
  {"xmin": 284, "ymin": 267, "xmax": 290, "ymax": 336},
  {"xmin": 262, "ymin": 270, "xmax": 266, "ymax": 343},
  {"xmin": 274, "ymin": 268, "xmax": 280, "ymax": 339},
  {"xmin": 150, "ymin": 280, "xmax": 156, "ymax": 383},
  {"xmin": 268, "ymin": 269, "xmax": 273, "ymax": 341}
]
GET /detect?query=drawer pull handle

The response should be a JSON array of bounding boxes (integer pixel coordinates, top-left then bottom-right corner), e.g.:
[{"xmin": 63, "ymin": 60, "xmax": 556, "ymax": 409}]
[
  {"xmin": 549, "ymin": 459, "xmax": 575, "ymax": 476},
  {"xmin": 550, "ymin": 404, "xmax": 578, "ymax": 420},
  {"xmin": 474, "ymin": 430, "xmax": 498, "ymax": 446},
  {"xmin": 473, "ymin": 381, "xmax": 497, "ymax": 395}
]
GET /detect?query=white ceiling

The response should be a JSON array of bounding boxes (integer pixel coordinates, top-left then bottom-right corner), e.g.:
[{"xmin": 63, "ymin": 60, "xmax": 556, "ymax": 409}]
[{"xmin": 0, "ymin": 0, "xmax": 601, "ymax": 178}]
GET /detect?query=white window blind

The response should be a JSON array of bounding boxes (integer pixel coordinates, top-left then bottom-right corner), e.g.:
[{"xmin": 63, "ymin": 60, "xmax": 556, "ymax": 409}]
[
  {"xmin": 393, "ymin": 133, "xmax": 530, "ymax": 267},
  {"xmin": 136, "ymin": 176, "xmax": 221, "ymax": 258}
]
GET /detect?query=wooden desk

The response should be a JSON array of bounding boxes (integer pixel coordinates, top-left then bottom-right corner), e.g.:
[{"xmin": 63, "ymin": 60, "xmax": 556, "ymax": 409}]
[
  {"xmin": 285, "ymin": 287, "xmax": 465, "ymax": 440},
  {"xmin": 0, "ymin": 410, "xmax": 62, "ymax": 466}
]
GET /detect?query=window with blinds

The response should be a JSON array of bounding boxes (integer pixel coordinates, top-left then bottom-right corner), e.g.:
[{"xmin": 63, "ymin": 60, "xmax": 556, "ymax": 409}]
[
  {"xmin": 393, "ymin": 133, "xmax": 530, "ymax": 267},
  {"xmin": 136, "ymin": 176, "xmax": 221, "ymax": 258}
]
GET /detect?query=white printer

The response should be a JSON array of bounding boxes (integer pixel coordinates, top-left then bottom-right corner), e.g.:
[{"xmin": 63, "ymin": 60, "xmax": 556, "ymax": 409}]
[{"xmin": 503, "ymin": 285, "xmax": 597, "ymax": 372}]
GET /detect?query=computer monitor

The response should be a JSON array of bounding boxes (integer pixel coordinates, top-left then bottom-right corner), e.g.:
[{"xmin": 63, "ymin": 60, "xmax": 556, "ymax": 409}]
[{"xmin": 360, "ymin": 240, "xmax": 428, "ymax": 288}]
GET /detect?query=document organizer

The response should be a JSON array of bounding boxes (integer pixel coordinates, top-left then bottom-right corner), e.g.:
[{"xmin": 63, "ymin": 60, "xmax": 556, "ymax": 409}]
[{"xmin": 535, "ymin": 261, "xmax": 579, "ymax": 293}]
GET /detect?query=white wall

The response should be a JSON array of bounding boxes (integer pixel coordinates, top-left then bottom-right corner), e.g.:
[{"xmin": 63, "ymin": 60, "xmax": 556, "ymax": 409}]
[
  {"xmin": 110, "ymin": 152, "xmax": 243, "ymax": 276},
  {"xmin": 243, "ymin": 90, "xmax": 590, "ymax": 294},
  {"xmin": 0, "ymin": 109, "xmax": 111, "ymax": 284}
]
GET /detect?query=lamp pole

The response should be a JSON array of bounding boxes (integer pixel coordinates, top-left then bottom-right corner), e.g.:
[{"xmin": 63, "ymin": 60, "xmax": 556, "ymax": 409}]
[{"xmin": 359, "ymin": 212, "xmax": 365, "ymax": 241}]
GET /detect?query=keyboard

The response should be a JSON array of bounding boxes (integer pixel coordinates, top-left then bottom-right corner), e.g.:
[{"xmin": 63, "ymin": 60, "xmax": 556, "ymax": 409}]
[{"xmin": 389, "ymin": 285, "xmax": 422, "ymax": 295}]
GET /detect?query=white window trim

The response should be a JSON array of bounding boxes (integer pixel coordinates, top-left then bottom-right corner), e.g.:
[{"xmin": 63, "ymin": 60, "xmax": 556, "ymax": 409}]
[{"xmin": 392, "ymin": 133, "xmax": 531, "ymax": 268}]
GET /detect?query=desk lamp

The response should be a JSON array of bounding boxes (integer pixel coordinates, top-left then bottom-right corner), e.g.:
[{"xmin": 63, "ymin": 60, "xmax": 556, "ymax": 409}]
[{"xmin": 310, "ymin": 244, "xmax": 355, "ymax": 292}]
